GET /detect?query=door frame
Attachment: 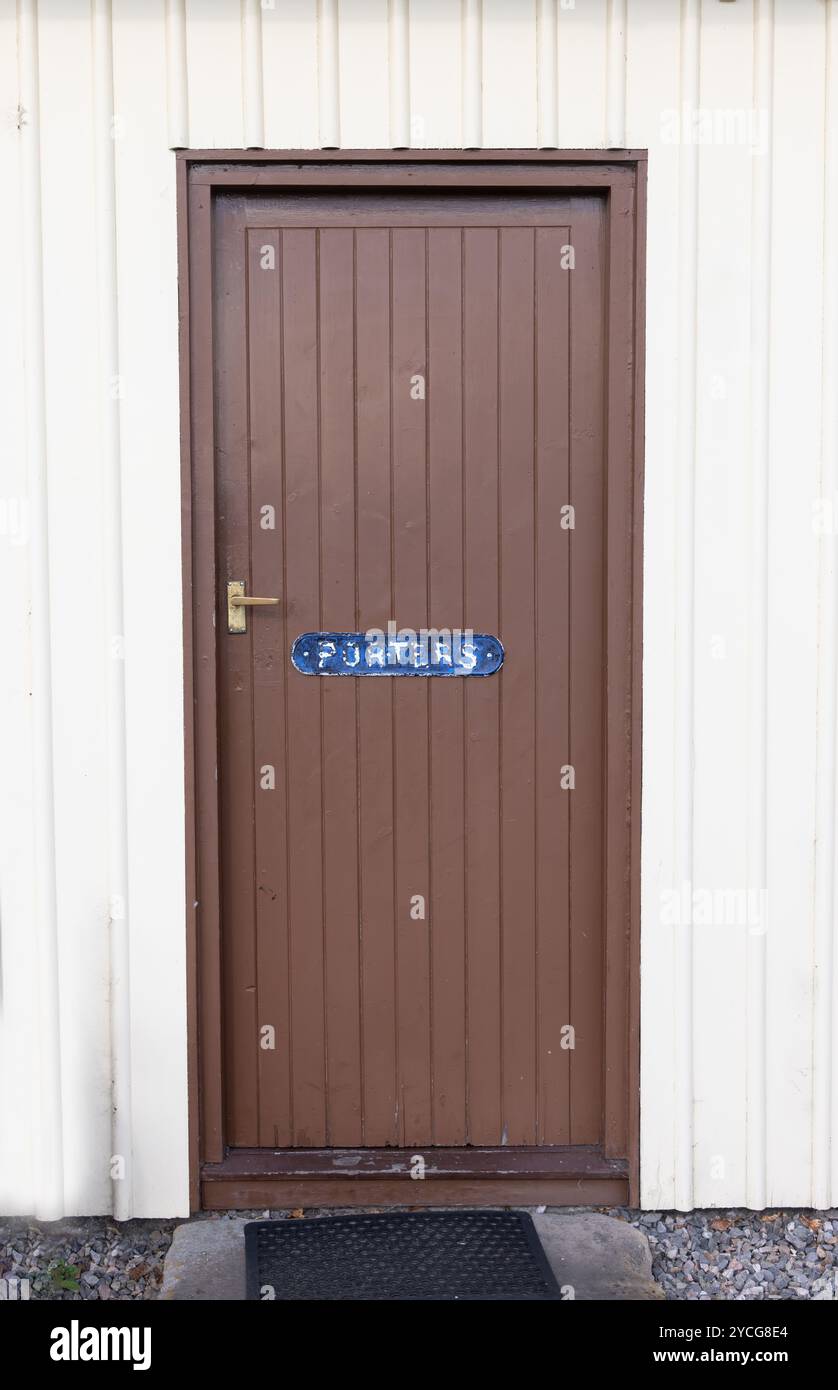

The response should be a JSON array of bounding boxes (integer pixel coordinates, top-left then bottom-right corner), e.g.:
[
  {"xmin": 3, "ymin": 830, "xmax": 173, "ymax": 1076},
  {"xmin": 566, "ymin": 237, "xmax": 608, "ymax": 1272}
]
[{"xmin": 177, "ymin": 149, "xmax": 646, "ymax": 1212}]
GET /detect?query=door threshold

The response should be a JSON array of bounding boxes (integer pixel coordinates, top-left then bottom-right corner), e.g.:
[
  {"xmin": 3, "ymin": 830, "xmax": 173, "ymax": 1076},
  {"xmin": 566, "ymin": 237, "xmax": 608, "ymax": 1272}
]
[{"xmin": 200, "ymin": 1145, "xmax": 628, "ymax": 1210}]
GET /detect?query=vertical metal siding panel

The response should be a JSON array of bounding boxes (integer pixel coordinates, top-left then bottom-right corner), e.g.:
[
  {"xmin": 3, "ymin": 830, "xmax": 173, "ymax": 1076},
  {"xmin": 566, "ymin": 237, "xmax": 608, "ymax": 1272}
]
[
  {"xmin": 185, "ymin": 0, "xmax": 244, "ymax": 148},
  {"xmin": 536, "ymin": 0, "xmax": 557, "ymax": 148},
  {"xmin": 690, "ymin": 0, "xmax": 753, "ymax": 1209},
  {"xmin": 241, "ymin": 0, "xmax": 265, "ymax": 148},
  {"xmin": 462, "ymin": 0, "xmax": 482, "ymax": 147},
  {"xmin": 408, "ymin": 0, "xmax": 462, "ymax": 147},
  {"xmin": 337, "ymin": 0, "xmax": 388, "ymax": 149},
  {"xmin": 112, "ymin": 0, "xmax": 189, "ymax": 1215},
  {"xmin": 36, "ymin": 0, "xmax": 112, "ymax": 1218},
  {"xmin": 165, "ymin": 0, "xmax": 188, "ymax": 148},
  {"xmin": 605, "ymin": 0, "xmax": 626, "ymax": 147},
  {"xmin": 389, "ymin": 0, "xmax": 410, "ymax": 147},
  {"xmin": 813, "ymin": 0, "xmax": 838, "ymax": 1210},
  {"xmin": 482, "ymin": 0, "xmax": 537, "ymax": 148},
  {"xmin": 0, "ymin": 0, "xmax": 38, "ymax": 1216},
  {"xmin": 556, "ymin": 0, "xmax": 608, "ymax": 148},
  {"xmin": 92, "ymin": 0, "xmax": 134, "ymax": 1223},
  {"xmin": 627, "ymin": 0, "xmax": 683, "ymax": 1208},
  {"xmin": 744, "ymin": 0, "xmax": 773, "ymax": 1215},
  {"xmin": 318, "ymin": 0, "xmax": 340, "ymax": 146},
  {"xmin": 764, "ymin": 0, "xmax": 823, "ymax": 1208},
  {"xmin": 261, "ymin": 0, "xmax": 319, "ymax": 148},
  {"xmin": 671, "ymin": 0, "xmax": 699, "ymax": 1213}
]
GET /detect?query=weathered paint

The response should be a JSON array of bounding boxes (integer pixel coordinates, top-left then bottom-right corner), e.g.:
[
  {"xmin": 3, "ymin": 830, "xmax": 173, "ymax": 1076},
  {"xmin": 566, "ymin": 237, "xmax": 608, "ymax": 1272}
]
[{"xmin": 0, "ymin": 0, "xmax": 836, "ymax": 1216}]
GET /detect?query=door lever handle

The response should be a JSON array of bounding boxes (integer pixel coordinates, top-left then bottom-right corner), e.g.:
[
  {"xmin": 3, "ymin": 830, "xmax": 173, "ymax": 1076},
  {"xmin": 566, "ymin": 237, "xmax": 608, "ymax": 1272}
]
[{"xmin": 227, "ymin": 580, "xmax": 279, "ymax": 633}]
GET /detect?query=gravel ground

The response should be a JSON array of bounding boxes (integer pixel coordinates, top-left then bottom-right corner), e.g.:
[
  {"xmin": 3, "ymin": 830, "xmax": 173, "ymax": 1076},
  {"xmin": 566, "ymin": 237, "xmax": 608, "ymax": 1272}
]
[
  {"xmin": 607, "ymin": 1207, "xmax": 838, "ymax": 1300},
  {"xmin": 0, "ymin": 1219, "xmax": 176, "ymax": 1300},
  {"xmin": 3, "ymin": 1207, "xmax": 837, "ymax": 1300}
]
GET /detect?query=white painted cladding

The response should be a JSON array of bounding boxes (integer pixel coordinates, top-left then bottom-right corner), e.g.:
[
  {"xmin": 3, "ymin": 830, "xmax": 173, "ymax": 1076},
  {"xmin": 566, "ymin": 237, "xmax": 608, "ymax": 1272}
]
[{"xmin": 0, "ymin": 0, "xmax": 835, "ymax": 1218}]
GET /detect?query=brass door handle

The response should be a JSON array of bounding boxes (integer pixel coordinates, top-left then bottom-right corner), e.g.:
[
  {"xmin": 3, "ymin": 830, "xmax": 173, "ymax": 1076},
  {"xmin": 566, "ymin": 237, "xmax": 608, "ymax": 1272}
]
[{"xmin": 227, "ymin": 580, "xmax": 279, "ymax": 633}]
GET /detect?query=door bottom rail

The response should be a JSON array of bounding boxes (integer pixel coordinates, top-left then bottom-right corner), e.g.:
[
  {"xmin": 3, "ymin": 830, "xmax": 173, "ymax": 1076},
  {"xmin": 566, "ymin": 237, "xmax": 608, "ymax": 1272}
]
[{"xmin": 199, "ymin": 1145, "xmax": 629, "ymax": 1210}]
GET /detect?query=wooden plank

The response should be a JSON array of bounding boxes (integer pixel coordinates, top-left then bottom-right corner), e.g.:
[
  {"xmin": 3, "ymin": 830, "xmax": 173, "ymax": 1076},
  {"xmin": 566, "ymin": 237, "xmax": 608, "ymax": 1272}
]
[
  {"xmin": 535, "ymin": 226, "xmax": 572, "ymax": 1144},
  {"xmin": 462, "ymin": 228, "xmax": 502, "ymax": 1143},
  {"xmin": 355, "ymin": 228, "xmax": 398, "ymax": 1145},
  {"xmin": 498, "ymin": 227, "xmax": 538, "ymax": 1144},
  {"xmin": 281, "ymin": 229, "xmax": 327, "ymax": 1145},
  {"xmin": 318, "ymin": 228, "xmax": 363, "ymax": 1145},
  {"xmin": 427, "ymin": 228, "xmax": 467, "ymax": 1143},
  {"xmin": 391, "ymin": 228, "xmax": 432, "ymax": 1145},
  {"xmin": 202, "ymin": 1177, "xmax": 629, "ymax": 1208},
  {"xmin": 204, "ymin": 1144, "xmax": 626, "ymax": 1179},
  {"xmin": 567, "ymin": 196, "xmax": 606, "ymax": 1145}
]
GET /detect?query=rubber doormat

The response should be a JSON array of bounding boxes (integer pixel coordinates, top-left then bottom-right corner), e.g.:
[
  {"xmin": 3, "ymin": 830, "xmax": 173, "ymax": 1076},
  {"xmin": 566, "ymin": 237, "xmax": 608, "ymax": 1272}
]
[{"xmin": 244, "ymin": 1209, "xmax": 562, "ymax": 1301}]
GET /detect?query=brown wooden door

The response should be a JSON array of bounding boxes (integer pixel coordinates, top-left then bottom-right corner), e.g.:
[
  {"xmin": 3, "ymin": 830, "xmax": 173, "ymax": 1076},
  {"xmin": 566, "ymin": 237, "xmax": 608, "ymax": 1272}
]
[{"xmin": 213, "ymin": 187, "xmax": 613, "ymax": 1158}]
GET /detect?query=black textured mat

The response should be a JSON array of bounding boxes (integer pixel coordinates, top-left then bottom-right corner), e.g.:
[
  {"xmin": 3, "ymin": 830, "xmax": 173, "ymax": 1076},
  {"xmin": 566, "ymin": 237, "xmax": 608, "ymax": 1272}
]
[{"xmin": 244, "ymin": 1209, "xmax": 561, "ymax": 1301}]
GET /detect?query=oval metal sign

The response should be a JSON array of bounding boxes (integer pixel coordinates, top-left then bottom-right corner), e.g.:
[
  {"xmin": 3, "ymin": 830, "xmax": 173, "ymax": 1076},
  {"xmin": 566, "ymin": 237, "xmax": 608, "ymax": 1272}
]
[{"xmin": 291, "ymin": 631, "xmax": 504, "ymax": 677}]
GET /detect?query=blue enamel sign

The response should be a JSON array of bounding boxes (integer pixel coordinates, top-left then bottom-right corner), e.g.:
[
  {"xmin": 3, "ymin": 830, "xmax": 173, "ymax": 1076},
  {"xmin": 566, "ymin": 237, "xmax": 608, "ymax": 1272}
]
[{"xmin": 291, "ymin": 631, "xmax": 504, "ymax": 677}]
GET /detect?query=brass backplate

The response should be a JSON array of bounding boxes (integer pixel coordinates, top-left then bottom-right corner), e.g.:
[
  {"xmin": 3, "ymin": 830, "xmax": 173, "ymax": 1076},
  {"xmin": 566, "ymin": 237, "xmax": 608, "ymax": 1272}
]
[{"xmin": 227, "ymin": 579, "xmax": 247, "ymax": 634}]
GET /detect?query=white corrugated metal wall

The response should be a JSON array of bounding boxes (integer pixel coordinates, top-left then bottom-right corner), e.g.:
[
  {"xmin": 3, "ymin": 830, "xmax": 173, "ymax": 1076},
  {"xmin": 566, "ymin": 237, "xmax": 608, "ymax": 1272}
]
[{"xmin": 0, "ymin": 0, "xmax": 835, "ymax": 1217}]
